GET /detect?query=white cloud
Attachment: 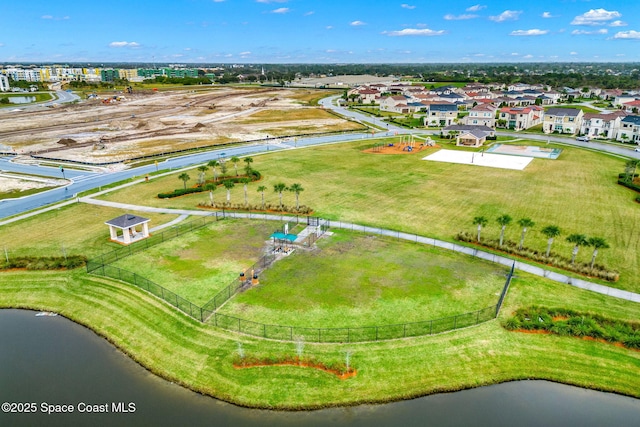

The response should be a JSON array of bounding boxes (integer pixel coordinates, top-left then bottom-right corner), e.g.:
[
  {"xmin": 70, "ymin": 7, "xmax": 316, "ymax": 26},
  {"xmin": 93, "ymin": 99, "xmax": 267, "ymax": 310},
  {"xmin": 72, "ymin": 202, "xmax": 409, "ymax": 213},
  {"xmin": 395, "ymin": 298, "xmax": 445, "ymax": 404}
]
[
  {"xmin": 523, "ymin": 54, "xmax": 533, "ymax": 59},
  {"xmin": 444, "ymin": 14, "xmax": 477, "ymax": 20},
  {"xmin": 42, "ymin": 15, "xmax": 70, "ymax": 20},
  {"xmin": 304, "ymin": 11, "xmax": 314, "ymax": 16},
  {"xmin": 108, "ymin": 41, "xmax": 140, "ymax": 48},
  {"xmin": 271, "ymin": 7, "xmax": 289, "ymax": 13},
  {"xmin": 613, "ymin": 30, "xmax": 640, "ymax": 40},
  {"xmin": 570, "ymin": 51, "xmax": 578, "ymax": 55},
  {"xmin": 466, "ymin": 4, "xmax": 486, "ymax": 12},
  {"xmin": 489, "ymin": 10, "xmax": 521, "ymax": 22},
  {"xmin": 325, "ymin": 26, "xmax": 333, "ymax": 30},
  {"xmin": 541, "ymin": 12, "xmax": 554, "ymax": 18},
  {"xmin": 383, "ymin": 28, "xmax": 446, "ymax": 36},
  {"xmin": 571, "ymin": 8, "xmax": 621, "ymax": 26},
  {"xmin": 401, "ymin": 4, "xmax": 416, "ymax": 9},
  {"xmin": 256, "ymin": 0, "xmax": 287, "ymax": 3},
  {"xmin": 571, "ymin": 29, "xmax": 608, "ymax": 35},
  {"xmin": 184, "ymin": 47, "xmax": 192, "ymax": 51},
  {"xmin": 510, "ymin": 29, "xmax": 548, "ymax": 36},
  {"xmin": 239, "ymin": 51, "xmax": 251, "ymax": 55},
  {"xmin": 350, "ymin": 20, "xmax": 366, "ymax": 26},
  {"xmin": 610, "ymin": 20, "xmax": 627, "ymax": 27}
]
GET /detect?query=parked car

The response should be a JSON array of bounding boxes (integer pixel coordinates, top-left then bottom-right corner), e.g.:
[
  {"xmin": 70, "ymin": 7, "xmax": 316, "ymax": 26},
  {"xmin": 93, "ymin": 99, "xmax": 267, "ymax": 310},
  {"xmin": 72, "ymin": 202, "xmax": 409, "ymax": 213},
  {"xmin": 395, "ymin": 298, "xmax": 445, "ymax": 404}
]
[
  {"xmin": 635, "ymin": 147, "xmax": 640, "ymax": 152},
  {"xmin": 576, "ymin": 136, "xmax": 589, "ymax": 142}
]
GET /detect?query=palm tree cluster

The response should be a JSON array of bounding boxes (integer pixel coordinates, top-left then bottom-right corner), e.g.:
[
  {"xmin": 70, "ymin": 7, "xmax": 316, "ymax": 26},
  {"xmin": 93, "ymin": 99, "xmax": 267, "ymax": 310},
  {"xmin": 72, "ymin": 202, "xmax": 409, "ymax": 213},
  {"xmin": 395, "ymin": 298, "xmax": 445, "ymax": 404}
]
[{"xmin": 472, "ymin": 214, "xmax": 610, "ymax": 268}]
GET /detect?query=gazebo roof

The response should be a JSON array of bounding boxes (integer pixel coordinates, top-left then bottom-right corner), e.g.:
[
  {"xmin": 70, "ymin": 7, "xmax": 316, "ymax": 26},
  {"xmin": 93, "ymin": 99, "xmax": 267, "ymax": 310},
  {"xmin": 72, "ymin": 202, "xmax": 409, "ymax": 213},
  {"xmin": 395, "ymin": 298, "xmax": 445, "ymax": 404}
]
[{"xmin": 105, "ymin": 213, "xmax": 150, "ymax": 229}]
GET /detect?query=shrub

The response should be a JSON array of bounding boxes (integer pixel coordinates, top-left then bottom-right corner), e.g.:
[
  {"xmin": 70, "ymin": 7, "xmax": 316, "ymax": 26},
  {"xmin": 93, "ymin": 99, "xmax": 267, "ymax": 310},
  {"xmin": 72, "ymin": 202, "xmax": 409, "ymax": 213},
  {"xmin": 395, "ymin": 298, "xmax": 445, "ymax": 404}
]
[{"xmin": 0, "ymin": 255, "xmax": 87, "ymax": 271}]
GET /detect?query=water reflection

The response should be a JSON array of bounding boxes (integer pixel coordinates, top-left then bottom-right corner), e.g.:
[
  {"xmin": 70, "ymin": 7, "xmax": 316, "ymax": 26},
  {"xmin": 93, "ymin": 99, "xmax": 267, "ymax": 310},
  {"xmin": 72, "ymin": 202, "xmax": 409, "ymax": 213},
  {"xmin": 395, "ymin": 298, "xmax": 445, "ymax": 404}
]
[{"xmin": 1, "ymin": 309, "xmax": 638, "ymax": 427}]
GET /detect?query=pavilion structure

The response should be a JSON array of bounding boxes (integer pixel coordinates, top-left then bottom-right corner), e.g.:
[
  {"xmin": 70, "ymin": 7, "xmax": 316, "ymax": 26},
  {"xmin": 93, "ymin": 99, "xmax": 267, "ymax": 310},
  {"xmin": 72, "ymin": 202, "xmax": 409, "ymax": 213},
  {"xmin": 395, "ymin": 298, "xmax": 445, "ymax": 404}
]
[{"xmin": 105, "ymin": 213, "xmax": 150, "ymax": 245}]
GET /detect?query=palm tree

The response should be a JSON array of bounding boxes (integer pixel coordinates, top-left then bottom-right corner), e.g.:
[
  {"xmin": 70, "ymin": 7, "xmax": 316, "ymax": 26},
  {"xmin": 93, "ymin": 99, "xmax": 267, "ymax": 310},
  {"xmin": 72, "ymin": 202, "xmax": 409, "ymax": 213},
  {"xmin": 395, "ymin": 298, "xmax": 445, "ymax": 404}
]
[
  {"xmin": 178, "ymin": 172, "xmax": 190, "ymax": 190},
  {"xmin": 223, "ymin": 180, "xmax": 235, "ymax": 202},
  {"xmin": 207, "ymin": 160, "xmax": 219, "ymax": 181},
  {"xmin": 230, "ymin": 156, "xmax": 240, "ymax": 176},
  {"xmin": 204, "ymin": 183, "xmax": 216, "ymax": 206},
  {"xmin": 496, "ymin": 214, "xmax": 512, "ymax": 246},
  {"xmin": 587, "ymin": 237, "xmax": 610, "ymax": 269},
  {"xmin": 289, "ymin": 183, "xmax": 304, "ymax": 209},
  {"xmin": 517, "ymin": 218, "xmax": 535, "ymax": 250},
  {"xmin": 541, "ymin": 225, "xmax": 561, "ymax": 257},
  {"xmin": 241, "ymin": 178, "xmax": 251, "ymax": 205},
  {"xmin": 197, "ymin": 165, "xmax": 208, "ymax": 186},
  {"xmin": 624, "ymin": 159, "xmax": 639, "ymax": 183},
  {"xmin": 472, "ymin": 216, "xmax": 488, "ymax": 242},
  {"xmin": 273, "ymin": 182, "xmax": 288, "ymax": 208},
  {"xmin": 257, "ymin": 185, "xmax": 267, "ymax": 209},
  {"xmin": 243, "ymin": 157, "xmax": 254, "ymax": 174},
  {"xmin": 566, "ymin": 233, "xmax": 588, "ymax": 265}
]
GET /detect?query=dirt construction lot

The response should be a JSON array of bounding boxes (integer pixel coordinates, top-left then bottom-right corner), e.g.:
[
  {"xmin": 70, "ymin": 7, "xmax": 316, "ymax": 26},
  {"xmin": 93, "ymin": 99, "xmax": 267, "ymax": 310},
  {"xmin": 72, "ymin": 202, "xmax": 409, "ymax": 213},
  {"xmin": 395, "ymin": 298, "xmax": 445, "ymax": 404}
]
[{"xmin": 0, "ymin": 87, "xmax": 363, "ymax": 164}]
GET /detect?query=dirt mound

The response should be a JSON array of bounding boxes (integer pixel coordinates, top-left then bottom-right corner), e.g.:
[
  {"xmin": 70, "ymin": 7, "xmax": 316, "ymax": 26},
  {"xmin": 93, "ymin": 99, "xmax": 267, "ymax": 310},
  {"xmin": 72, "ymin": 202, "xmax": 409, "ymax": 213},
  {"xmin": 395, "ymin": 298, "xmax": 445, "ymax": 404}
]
[
  {"xmin": 193, "ymin": 123, "xmax": 206, "ymax": 129},
  {"xmin": 57, "ymin": 138, "xmax": 77, "ymax": 146}
]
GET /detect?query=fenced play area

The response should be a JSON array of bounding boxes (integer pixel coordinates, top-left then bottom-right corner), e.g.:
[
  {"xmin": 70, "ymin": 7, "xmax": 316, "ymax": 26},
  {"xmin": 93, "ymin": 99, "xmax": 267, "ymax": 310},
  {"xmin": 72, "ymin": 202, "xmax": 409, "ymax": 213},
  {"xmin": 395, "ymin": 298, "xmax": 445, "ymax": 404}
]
[{"xmin": 86, "ymin": 213, "xmax": 515, "ymax": 343}]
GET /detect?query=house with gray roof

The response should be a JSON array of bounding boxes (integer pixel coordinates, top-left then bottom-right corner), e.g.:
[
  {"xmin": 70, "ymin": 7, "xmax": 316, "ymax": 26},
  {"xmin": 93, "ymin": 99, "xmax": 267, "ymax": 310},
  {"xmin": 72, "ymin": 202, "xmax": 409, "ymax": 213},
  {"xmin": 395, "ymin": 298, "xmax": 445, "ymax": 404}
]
[
  {"xmin": 617, "ymin": 115, "xmax": 640, "ymax": 144},
  {"xmin": 543, "ymin": 107, "xmax": 583, "ymax": 135}
]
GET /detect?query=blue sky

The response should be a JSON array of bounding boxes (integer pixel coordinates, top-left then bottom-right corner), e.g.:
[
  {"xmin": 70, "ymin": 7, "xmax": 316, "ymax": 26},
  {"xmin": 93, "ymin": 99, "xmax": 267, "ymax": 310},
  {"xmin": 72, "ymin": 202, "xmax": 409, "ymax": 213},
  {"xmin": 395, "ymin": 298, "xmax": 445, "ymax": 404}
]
[{"xmin": 1, "ymin": 1, "xmax": 640, "ymax": 63}]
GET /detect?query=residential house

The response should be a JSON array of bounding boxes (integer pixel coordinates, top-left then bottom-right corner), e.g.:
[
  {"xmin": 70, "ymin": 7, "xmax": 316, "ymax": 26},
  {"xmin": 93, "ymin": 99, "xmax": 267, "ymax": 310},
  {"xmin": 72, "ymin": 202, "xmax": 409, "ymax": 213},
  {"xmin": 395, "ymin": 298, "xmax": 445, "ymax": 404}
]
[
  {"xmin": 622, "ymin": 99, "xmax": 640, "ymax": 113},
  {"xmin": 464, "ymin": 104, "xmax": 497, "ymax": 127},
  {"xmin": 380, "ymin": 95, "xmax": 410, "ymax": 113},
  {"xmin": 617, "ymin": 115, "xmax": 640, "ymax": 144},
  {"xmin": 581, "ymin": 111, "xmax": 627, "ymax": 139},
  {"xmin": 498, "ymin": 106, "xmax": 544, "ymax": 130},
  {"xmin": 543, "ymin": 108, "xmax": 584, "ymax": 135},
  {"xmin": 613, "ymin": 94, "xmax": 638, "ymax": 107},
  {"xmin": 356, "ymin": 89, "xmax": 380, "ymax": 104},
  {"xmin": 424, "ymin": 103, "xmax": 458, "ymax": 127}
]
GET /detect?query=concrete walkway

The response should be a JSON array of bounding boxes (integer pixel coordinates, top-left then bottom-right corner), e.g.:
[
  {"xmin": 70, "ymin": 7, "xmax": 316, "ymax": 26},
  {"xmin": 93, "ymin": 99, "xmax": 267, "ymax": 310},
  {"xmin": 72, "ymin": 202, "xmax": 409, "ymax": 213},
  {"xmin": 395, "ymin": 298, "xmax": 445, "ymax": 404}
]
[{"xmin": 77, "ymin": 197, "xmax": 640, "ymax": 304}]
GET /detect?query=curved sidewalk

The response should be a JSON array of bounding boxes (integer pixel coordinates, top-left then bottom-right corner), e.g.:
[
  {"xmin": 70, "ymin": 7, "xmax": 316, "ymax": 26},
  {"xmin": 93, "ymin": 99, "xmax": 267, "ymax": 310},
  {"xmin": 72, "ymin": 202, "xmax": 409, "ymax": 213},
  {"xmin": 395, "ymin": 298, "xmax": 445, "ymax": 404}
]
[{"xmin": 79, "ymin": 197, "xmax": 640, "ymax": 304}]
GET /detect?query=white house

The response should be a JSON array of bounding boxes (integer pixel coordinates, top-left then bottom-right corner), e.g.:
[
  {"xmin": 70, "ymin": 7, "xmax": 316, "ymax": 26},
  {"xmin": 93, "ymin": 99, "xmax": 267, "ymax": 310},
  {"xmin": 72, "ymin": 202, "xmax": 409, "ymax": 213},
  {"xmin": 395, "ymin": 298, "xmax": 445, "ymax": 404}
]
[
  {"xmin": 424, "ymin": 103, "xmax": 458, "ymax": 126},
  {"xmin": 464, "ymin": 104, "xmax": 497, "ymax": 127},
  {"xmin": 498, "ymin": 106, "xmax": 544, "ymax": 130},
  {"xmin": 581, "ymin": 111, "xmax": 627, "ymax": 139},
  {"xmin": 617, "ymin": 115, "xmax": 640, "ymax": 144}
]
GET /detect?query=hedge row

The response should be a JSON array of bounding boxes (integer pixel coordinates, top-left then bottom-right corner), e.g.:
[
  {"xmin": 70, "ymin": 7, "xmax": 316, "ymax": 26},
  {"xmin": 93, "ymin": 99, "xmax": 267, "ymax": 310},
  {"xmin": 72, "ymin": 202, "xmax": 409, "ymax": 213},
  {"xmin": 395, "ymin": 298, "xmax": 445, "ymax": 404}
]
[
  {"xmin": 504, "ymin": 306, "xmax": 640, "ymax": 349},
  {"xmin": 617, "ymin": 179, "xmax": 640, "ymax": 193},
  {"xmin": 456, "ymin": 232, "xmax": 619, "ymax": 282},
  {"xmin": 198, "ymin": 202, "xmax": 313, "ymax": 215},
  {"xmin": 0, "ymin": 255, "xmax": 87, "ymax": 270}
]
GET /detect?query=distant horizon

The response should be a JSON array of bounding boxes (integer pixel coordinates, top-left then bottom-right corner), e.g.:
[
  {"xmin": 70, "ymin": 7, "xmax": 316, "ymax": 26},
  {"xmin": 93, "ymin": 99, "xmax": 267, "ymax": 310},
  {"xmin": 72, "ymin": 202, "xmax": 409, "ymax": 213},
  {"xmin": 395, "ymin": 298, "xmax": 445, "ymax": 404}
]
[{"xmin": 2, "ymin": 1, "xmax": 639, "ymax": 63}]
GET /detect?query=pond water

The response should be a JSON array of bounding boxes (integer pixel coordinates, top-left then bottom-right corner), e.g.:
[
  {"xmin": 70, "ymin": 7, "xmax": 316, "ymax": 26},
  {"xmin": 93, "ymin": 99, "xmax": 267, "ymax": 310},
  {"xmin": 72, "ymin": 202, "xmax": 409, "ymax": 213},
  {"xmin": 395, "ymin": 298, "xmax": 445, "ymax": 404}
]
[
  {"xmin": 1, "ymin": 309, "xmax": 638, "ymax": 427},
  {"xmin": 7, "ymin": 96, "xmax": 36, "ymax": 104}
]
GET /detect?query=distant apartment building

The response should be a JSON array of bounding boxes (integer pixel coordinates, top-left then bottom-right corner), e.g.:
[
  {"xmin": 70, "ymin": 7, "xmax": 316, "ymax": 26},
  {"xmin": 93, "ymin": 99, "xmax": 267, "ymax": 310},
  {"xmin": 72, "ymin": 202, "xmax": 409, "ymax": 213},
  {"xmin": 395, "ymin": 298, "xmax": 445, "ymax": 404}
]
[
  {"xmin": 118, "ymin": 69, "xmax": 139, "ymax": 81},
  {"xmin": 137, "ymin": 68, "xmax": 199, "ymax": 79},
  {"xmin": 0, "ymin": 75, "xmax": 9, "ymax": 92},
  {"xmin": 543, "ymin": 107, "xmax": 583, "ymax": 135}
]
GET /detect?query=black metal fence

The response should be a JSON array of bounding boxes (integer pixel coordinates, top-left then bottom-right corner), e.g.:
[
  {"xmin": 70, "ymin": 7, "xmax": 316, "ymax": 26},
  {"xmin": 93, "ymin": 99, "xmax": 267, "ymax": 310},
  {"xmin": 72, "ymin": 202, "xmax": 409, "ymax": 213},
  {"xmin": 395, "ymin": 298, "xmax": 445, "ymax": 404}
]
[
  {"xmin": 210, "ymin": 305, "xmax": 498, "ymax": 343},
  {"xmin": 86, "ymin": 214, "xmax": 517, "ymax": 342}
]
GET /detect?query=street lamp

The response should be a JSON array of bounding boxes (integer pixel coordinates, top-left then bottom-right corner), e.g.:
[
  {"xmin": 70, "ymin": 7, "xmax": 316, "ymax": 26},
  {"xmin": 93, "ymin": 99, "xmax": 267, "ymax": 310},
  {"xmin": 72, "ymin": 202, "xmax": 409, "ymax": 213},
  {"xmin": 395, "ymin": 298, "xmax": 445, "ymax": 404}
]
[{"xmin": 59, "ymin": 165, "xmax": 66, "ymax": 179}]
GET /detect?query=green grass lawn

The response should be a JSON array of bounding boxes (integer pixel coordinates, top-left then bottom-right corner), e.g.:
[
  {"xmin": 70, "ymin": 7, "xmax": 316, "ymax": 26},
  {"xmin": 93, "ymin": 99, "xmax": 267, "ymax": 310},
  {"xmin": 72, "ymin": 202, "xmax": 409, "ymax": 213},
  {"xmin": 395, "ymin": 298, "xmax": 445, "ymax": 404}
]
[
  {"xmin": 221, "ymin": 230, "xmax": 505, "ymax": 327},
  {"xmin": 111, "ymin": 220, "xmax": 274, "ymax": 305},
  {"xmin": 97, "ymin": 138, "xmax": 640, "ymax": 293},
  {"xmin": 0, "ymin": 203, "xmax": 179, "ymax": 258},
  {"xmin": 1, "ymin": 133, "xmax": 640, "ymax": 409},
  {"xmin": 1, "ymin": 269, "xmax": 638, "ymax": 409}
]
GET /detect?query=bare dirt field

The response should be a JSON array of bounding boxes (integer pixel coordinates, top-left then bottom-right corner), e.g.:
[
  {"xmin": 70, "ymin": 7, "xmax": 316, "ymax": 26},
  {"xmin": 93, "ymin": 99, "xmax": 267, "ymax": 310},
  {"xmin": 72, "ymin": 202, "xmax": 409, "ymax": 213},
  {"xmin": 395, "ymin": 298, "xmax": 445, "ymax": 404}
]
[{"xmin": 0, "ymin": 87, "xmax": 363, "ymax": 165}]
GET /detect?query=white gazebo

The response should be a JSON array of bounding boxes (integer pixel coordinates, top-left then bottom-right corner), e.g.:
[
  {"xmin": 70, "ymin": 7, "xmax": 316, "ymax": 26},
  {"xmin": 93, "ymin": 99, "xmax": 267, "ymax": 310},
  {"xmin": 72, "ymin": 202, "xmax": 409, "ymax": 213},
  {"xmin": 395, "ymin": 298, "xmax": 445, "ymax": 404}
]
[{"xmin": 105, "ymin": 214, "xmax": 150, "ymax": 245}]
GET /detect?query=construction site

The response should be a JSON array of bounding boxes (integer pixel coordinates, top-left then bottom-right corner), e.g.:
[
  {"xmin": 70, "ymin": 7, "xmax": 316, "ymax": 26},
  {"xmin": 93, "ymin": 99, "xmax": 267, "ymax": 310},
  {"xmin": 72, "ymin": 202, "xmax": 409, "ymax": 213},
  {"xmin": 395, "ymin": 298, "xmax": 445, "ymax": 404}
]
[{"xmin": 0, "ymin": 86, "xmax": 364, "ymax": 168}]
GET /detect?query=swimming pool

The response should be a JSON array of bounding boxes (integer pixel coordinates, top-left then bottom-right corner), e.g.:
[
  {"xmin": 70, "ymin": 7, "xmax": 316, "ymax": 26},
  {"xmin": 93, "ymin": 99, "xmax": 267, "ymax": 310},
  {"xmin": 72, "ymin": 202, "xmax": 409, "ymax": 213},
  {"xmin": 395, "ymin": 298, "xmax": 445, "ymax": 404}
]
[{"xmin": 270, "ymin": 232, "xmax": 297, "ymax": 242}]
